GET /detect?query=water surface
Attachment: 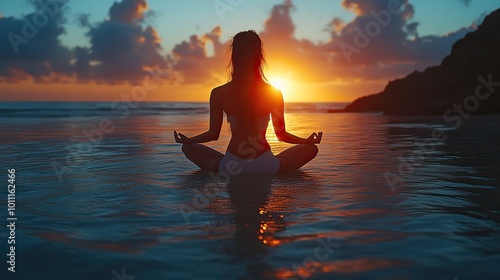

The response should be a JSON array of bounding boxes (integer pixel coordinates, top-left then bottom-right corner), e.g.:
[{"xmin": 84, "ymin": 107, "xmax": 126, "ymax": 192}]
[{"xmin": 0, "ymin": 102, "xmax": 499, "ymax": 279}]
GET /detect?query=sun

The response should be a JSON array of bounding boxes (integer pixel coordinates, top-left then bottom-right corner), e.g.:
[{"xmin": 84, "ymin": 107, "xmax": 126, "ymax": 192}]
[
  {"xmin": 269, "ymin": 75, "xmax": 297, "ymax": 100},
  {"xmin": 270, "ymin": 77, "xmax": 288, "ymax": 91}
]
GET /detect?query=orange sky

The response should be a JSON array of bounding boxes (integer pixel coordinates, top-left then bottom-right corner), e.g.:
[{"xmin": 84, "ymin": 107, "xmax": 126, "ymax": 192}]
[
  {"xmin": 0, "ymin": 0, "xmax": 491, "ymax": 102},
  {"xmin": 0, "ymin": 76, "xmax": 386, "ymax": 103}
]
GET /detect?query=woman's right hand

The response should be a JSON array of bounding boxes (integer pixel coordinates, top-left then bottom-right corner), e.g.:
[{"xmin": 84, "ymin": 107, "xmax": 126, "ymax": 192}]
[
  {"xmin": 174, "ymin": 131, "xmax": 190, "ymax": 144},
  {"xmin": 306, "ymin": 132, "xmax": 323, "ymax": 144}
]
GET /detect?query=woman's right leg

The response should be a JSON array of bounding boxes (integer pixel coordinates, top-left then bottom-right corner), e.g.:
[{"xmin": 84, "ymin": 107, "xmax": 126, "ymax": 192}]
[
  {"xmin": 275, "ymin": 144, "xmax": 318, "ymax": 173},
  {"xmin": 181, "ymin": 143, "xmax": 224, "ymax": 172}
]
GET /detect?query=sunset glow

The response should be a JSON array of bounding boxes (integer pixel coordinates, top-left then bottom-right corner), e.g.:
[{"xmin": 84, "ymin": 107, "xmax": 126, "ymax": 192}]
[
  {"xmin": 268, "ymin": 75, "xmax": 296, "ymax": 100},
  {"xmin": 269, "ymin": 77, "xmax": 289, "ymax": 92},
  {"xmin": 0, "ymin": 0, "xmax": 497, "ymax": 102}
]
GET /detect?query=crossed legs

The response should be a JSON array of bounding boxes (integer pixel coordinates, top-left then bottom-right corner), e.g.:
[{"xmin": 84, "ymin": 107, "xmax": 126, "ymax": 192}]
[{"xmin": 181, "ymin": 143, "xmax": 318, "ymax": 174}]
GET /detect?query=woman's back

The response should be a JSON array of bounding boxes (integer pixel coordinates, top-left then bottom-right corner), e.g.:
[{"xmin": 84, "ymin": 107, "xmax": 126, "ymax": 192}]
[{"xmin": 216, "ymin": 80, "xmax": 280, "ymax": 159}]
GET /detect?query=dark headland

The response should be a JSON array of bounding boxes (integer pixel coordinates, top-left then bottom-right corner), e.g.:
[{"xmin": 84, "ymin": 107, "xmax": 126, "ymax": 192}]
[{"xmin": 332, "ymin": 8, "xmax": 500, "ymax": 116}]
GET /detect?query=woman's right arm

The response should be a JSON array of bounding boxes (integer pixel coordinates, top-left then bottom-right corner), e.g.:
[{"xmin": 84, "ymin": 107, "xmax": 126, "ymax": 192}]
[{"xmin": 271, "ymin": 90, "xmax": 322, "ymax": 145}]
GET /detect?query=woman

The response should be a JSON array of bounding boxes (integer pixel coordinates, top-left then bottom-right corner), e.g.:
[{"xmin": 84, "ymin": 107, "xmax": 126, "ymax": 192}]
[{"xmin": 174, "ymin": 30, "xmax": 322, "ymax": 174}]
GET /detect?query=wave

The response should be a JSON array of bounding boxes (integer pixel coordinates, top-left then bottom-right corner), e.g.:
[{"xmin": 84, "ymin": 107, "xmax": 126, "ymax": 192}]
[{"xmin": 0, "ymin": 102, "xmax": 348, "ymax": 118}]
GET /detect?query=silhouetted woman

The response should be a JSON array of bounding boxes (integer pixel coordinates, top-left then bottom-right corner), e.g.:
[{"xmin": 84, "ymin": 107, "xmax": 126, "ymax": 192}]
[{"xmin": 174, "ymin": 30, "xmax": 322, "ymax": 174}]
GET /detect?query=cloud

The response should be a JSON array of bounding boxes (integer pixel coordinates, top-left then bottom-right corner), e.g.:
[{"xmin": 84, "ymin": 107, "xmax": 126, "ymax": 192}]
[
  {"xmin": 168, "ymin": 0, "xmax": 476, "ymax": 87},
  {"xmin": 324, "ymin": 0, "xmax": 475, "ymax": 69},
  {"xmin": 328, "ymin": 17, "xmax": 346, "ymax": 35},
  {"xmin": 75, "ymin": 13, "xmax": 91, "ymax": 28},
  {"xmin": 0, "ymin": 0, "xmax": 168, "ymax": 84},
  {"xmin": 0, "ymin": 0, "xmax": 72, "ymax": 82},
  {"xmin": 327, "ymin": 0, "xmax": 417, "ymax": 64},
  {"xmin": 0, "ymin": 0, "xmax": 480, "ymax": 88},
  {"xmin": 262, "ymin": 0, "xmax": 295, "ymax": 39},
  {"xmin": 72, "ymin": 47, "xmax": 92, "ymax": 81},
  {"xmin": 259, "ymin": 0, "xmax": 327, "ymax": 81},
  {"xmin": 258, "ymin": 0, "xmax": 475, "ymax": 83},
  {"xmin": 168, "ymin": 26, "xmax": 228, "ymax": 84},
  {"xmin": 109, "ymin": 0, "xmax": 148, "ymax": 23},
  {"xmin": 78, "ymin": 0, "xmax": 168, "ymax": 84},
  {"xmin": 166, "ymin": 0, "xmax": 322, "ymax": 85}
]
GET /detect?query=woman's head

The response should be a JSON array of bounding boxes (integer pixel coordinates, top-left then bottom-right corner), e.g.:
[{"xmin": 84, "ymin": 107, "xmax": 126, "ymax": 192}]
[{"xmin": 228, "ymin": 30, "xmax": 266, "ymax": 82}]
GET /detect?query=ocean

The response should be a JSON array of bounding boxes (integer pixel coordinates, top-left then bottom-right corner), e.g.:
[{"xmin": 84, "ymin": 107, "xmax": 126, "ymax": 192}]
[{"xmin": 0, "ymin": 102, "xmax": 499, "ymax": 279}]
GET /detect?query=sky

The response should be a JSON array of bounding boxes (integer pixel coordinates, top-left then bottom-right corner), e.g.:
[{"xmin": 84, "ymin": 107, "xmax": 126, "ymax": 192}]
[{"xmin": 0, "ymin": 0, "xmax": 498, "ymax": 102}]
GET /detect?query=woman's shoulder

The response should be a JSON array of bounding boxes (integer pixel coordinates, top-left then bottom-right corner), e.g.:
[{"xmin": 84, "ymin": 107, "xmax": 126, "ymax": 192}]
[
  {"xmin": 211, "ymin": 82, "xmax": 232, "ymax": 94},
  {"xmin": 210, "ymin": 83, "xmax": 230, "ymax": 103},
  {"xmin": 261, "ymin": 82, "xmax": 283, "ymax": 100},
  {"xmin": 211, "ymin": 80, "xmax": 282, "ymax": 98}
]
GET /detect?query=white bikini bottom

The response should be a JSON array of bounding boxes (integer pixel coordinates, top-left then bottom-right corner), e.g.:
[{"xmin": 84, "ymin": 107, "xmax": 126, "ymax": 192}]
[{"xmin": 219, "ymin": 150, "xmax": 280, "ymax": 175}]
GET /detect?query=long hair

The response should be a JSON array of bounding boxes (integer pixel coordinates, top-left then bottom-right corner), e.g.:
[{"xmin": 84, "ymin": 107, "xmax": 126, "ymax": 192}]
[
  {"xmin": 227, "ymin": 30, "xmax": 267, "ymax": 83},
  {"xmin": 226, "ymin": 31, "xmax": 269, "ymax": 135}
]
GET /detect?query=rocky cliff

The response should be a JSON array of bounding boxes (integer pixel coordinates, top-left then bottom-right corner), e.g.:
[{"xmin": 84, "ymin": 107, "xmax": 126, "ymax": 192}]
[{"xmin": 340, "ymin": 8, "xmax": 500, "ymax": 115}]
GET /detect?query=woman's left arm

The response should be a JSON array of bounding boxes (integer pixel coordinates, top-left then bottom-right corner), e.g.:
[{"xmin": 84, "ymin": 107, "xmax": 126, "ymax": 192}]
[{"xmin": 174, "ymin": 90, "xmax": 223, "ymax": 144}]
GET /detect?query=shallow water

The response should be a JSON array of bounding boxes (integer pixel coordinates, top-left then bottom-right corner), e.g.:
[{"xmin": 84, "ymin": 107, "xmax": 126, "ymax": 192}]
[{"xmin": 0, "ymin": 103, "xmax": 499, "ymax": 279}]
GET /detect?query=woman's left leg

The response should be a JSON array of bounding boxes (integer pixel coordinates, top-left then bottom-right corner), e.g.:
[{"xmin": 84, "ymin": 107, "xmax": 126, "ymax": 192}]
[
  {"xmin": 275, "ymin": 144, "xmax": 318, "ymax": 174},
  {"xmin": 181, "ymin": 144, "xmax": 224, "ymax": 172}
]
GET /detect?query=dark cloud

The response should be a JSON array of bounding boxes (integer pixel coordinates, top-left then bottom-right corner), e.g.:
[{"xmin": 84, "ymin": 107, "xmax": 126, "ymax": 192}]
[
  {"xmin": 0, "ymin": 0, "xmax": 167, "ymax": 84},
  {"xmin": 312, "ymin": 0, "xmax": 468, "ymax": 83},
  {"xmin": 78, "ymin": 0, "xmax": 167, "ymax": 84},
  {"xmin": 405, "ymin": 21, "xmax": 419, "ymax": 38},
  {"xmin": 72, "ymin": 46, "xmax": 92, "ymax": 81},
  {"xmin": 326, "ymin": 0, "xmax": 417, "ymax": 64},
  {"xmin": 0, "ymin": 0, "xmax": 481, "ymax": 87},
  {"xmin": 0, "ymin": 0, "xmax": 72, "ymax": 82},
  {"xmin": 169, "ymin": 0, "xmax": 477, "ymax": 86},
  {"xmin": 328, "ymin": 17, "xmax": 346, "ymax": 36},
  {"xmin": 324, "ymin": 0, "xmax": 475, "ymax": 70},
  {"xmin": 109, "ymin": 0, "xmax": 148, "ymax": 23}
]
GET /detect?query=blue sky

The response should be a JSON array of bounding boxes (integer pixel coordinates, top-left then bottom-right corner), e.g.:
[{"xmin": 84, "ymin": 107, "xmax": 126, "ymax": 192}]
[
  {"xmin": 1, "ymin": 0, "xmax": 495, "ymax": 54},
  {"xmin": 0, "ymin": 0, "xmax": 499, "ymax": 102}
]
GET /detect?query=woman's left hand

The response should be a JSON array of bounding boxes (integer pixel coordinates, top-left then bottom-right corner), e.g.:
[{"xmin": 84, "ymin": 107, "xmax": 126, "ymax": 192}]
[
  {"xmin": 174, "ymin": 131, "xmax": 190, "ymax": 143},
  {"xmin": 306, "ymin": 131, "xmax": 323, "ymax": 144}
]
